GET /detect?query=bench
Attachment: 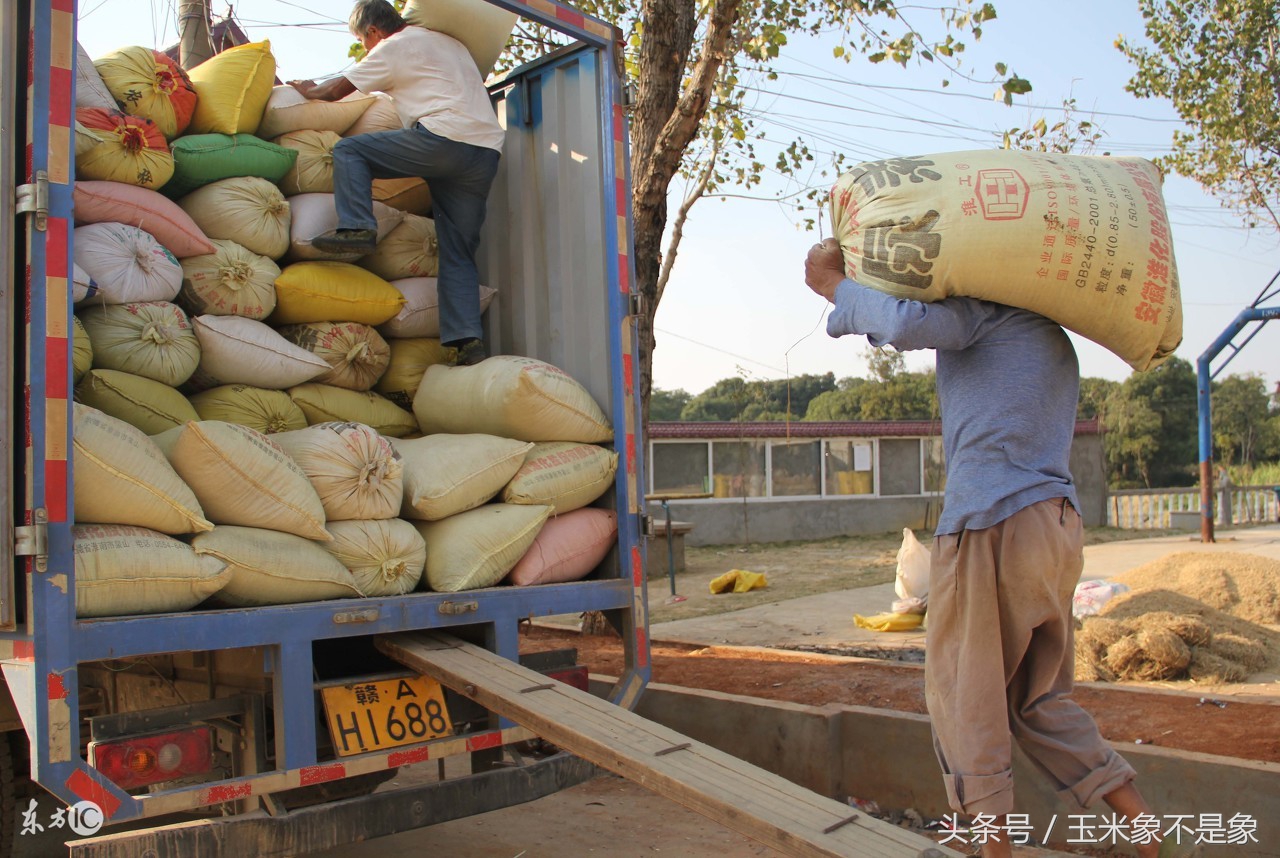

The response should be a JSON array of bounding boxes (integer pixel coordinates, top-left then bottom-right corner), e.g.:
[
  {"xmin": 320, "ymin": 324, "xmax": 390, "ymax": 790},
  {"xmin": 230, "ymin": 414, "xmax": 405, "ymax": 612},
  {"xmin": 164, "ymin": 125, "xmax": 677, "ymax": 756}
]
[{"xmin": 647, "ymin": 520, "xmax": 695, "ymax": 579}]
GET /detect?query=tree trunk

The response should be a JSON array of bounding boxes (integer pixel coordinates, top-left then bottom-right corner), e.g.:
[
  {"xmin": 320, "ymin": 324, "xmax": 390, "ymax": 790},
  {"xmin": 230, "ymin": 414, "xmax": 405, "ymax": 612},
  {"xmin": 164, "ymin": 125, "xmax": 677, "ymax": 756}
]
[{"xmin": 178, "ymin": 0, "xmax": 214, "ymax": 70}]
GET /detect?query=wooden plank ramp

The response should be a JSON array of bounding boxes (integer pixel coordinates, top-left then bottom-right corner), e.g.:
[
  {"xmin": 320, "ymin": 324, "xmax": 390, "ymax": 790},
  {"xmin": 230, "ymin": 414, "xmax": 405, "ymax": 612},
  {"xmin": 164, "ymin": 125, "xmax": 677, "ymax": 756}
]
[{"xmin": 376, "ymin": 631, "xmax": 956, "ymax": 858}]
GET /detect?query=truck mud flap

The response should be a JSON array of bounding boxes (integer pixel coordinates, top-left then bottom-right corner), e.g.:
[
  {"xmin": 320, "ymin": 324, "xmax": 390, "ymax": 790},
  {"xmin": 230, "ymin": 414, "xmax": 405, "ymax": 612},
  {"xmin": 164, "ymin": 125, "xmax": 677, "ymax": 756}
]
[{"xmin": 66, "ymin": 752, "xmax": 598, "ymax": 858}]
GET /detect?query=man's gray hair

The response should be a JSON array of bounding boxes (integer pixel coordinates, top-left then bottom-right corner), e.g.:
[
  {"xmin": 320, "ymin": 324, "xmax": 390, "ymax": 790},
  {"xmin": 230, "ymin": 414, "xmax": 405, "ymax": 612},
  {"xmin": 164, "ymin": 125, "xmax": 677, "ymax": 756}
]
[{"xmin": 349, "ymin": 0, "xmax": 406, "ymax": 38}]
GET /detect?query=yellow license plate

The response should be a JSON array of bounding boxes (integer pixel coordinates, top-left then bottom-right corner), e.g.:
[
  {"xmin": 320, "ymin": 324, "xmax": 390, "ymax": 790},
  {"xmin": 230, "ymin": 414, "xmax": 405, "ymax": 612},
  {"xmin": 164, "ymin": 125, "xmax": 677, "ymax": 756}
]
[{"xmin": 321, "ymin": 675, "xmax": 453, "ymax": 757}]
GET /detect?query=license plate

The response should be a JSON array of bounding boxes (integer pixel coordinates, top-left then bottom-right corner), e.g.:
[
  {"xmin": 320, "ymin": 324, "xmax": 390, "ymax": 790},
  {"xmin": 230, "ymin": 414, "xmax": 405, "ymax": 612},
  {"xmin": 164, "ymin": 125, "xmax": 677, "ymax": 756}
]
[{"xmin": 320, "ymin": 674, "xmax": 453, "ymax": 757}]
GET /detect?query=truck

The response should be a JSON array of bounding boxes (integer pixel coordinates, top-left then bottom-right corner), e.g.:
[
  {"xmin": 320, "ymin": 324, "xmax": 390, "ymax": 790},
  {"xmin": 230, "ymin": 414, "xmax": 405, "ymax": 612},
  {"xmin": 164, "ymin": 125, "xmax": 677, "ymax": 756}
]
[{"xmin": 1, "ymin": 1, "xmax": 654, "ymax": 853}]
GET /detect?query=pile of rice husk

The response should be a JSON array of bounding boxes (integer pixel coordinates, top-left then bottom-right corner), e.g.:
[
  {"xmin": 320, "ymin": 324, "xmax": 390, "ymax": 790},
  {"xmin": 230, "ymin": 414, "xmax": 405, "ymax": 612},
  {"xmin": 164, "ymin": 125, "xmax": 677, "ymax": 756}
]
[
  {"xmin": 1113, "ymin": 552, "xmax": 1280, "ymax": 624},
  {"xmin": 1076, "ymin": 588, "xmax": 1279, "ymax": 684}
]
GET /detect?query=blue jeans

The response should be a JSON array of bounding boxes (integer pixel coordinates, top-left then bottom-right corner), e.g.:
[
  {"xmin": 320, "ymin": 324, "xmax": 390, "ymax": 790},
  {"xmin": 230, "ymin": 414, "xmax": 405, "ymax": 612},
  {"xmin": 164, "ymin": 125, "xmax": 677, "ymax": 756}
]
[{"xmin": 332, "ymin": 124, "xmax": 500, "ymax": 344}]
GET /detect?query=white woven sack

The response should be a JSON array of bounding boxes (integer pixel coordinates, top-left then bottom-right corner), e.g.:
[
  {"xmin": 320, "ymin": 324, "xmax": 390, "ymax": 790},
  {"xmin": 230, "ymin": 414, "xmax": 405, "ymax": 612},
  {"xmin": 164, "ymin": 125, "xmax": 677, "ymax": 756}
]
[
  {"xmin": 190, "ymin": 315, "xmax": 329, "ymax": 391},
  {"xmin": 73, "ymin": 223, "xmax": 182, "ymax": 305},
  {"xmin": 75, "ymin": 42, "xmax": 118, "ymax": 110},
  {"xmin": 152, "ymin": 420, "xmax": 331, "ymax": 540},
  {"xmin": 177, "ymin": 177, "xmax": 291, "ymax": 260},
  {"xmin": 178, "ymin": 239, "xmax": 280, "ymax": 320},
  {"xmin": 256, "ymin": 85, "xmax": 376, "ymax": 138},
  {"xmin": 72, "ymin": 402, "xmax": 212, "ymax": 535},
  {"xmin": 414, "ymin": 504, "xmax": 551, "ymax": 592},
  {"xmin": 393, "ymin": 433, "xmax": 533, "ymax": 521},
  {"xmin": 322, "ymin": 519, "xmax": 425, "ymax": 596},
  {"xmin": 73, "ymin": 524, "xmax": 231, "ymax": 618},
  {"xmin": 374, "ymin": 338, "xmax": 454, "ymax": 408},
  {"xmin": 343, "ymin": 94, "xmax": 401, "ymax": 136},
  {"xmin": 274, "ymin": 129, "xmax": 342, "ymax": 196},
  {"xmin": 287, "ymin": 193, "xmax": 403, "ymax": 262},
  {"xmin": 269, "ymin": 422, "xmax": 404, "ymax": 521},
  {"xmin": 403, "ymin": 0, "xmax": 517, "ymax": 77},
  {"xmin": 414, "ymin": 356, "xmax": 613, "ymax": 443},
  {"xmin": 276, "ymin": 321, "xmax": 390, "ymax": 392},
  {"xmin": 72, "ymin": 262, "xmax": 100, "ymax": 304},
  {"xmin": 360, "ymin": 215, "xmax": 438, "ymax": 281},
  {"xmin": 378, "ymin": 278, "xmax": 495, "ymax": 339},
  {"xmin": 78, "ymin": 301, "xmax": 200, "ymax": 387},
  {"xmin": 193, "ymin": 526, "xmax": 361, "ymax": 607}
]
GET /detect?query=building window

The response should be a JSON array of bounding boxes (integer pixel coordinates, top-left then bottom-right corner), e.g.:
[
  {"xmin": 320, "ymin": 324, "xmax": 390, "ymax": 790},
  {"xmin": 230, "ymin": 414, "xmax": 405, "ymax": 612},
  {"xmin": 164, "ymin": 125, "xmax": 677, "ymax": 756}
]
[
  {"xmin": 651, "ymin": 441, "xmax": 709, "ymax": 495},
  {"xmin": 712, "ymin": 439, "xmax": 766, "ymax": 498},
  {"xmin": 878, "ymin": 438, "xmax": 922, "ymax": 496},
  {"xmin": 771, "ymin": 440, "xmax": 822, "ymax": 497},
  {"xmin": 825, "ymin": 439, "xmax": 874, "ymax": 495}
]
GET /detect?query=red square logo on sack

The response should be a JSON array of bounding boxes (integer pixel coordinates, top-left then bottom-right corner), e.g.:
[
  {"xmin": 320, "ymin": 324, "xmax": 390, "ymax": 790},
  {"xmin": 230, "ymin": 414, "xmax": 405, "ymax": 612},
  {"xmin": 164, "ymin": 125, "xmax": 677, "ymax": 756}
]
[{"xmin": 975, "ymin": 169, "xmax": 1029, "ymax": 220}]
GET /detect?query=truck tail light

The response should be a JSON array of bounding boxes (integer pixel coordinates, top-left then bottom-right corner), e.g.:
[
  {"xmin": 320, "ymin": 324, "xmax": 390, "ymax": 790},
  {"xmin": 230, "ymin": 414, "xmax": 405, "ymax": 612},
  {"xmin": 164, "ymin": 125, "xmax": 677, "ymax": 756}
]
[
  {"xmin": 90, "ymin": 726, "xmax": 213, "ymax": 790},
  {"xmin": 545, "ymin": 665, "xmax": 589, "ymax": 692}
]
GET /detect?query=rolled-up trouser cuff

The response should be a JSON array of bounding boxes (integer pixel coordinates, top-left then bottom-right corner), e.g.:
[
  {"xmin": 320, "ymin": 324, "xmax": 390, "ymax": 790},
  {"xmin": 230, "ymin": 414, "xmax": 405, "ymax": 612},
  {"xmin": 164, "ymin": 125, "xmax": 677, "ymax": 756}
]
[
  {"xmin": 1062, "ymin": 750, "xmax": 1136, "ymax": 810},
  {"xmin": 944, "ymin": 769, "xmax": 1015, "ymax": 816}
]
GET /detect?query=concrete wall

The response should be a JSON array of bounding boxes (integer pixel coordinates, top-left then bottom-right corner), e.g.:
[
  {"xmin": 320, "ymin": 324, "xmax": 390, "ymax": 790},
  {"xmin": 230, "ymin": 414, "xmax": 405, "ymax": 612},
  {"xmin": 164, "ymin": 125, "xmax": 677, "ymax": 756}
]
[{"xmin": 649, "ymin": 434, "xmax": 1107, "ymax": 546}]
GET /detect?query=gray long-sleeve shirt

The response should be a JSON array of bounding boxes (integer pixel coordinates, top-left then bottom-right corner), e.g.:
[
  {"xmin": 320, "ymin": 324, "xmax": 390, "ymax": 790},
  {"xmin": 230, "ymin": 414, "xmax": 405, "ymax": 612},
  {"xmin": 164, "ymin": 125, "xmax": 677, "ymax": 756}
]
[{"xmin": 826, "ymin": 279, "xmax": 1080, "ymax": 536}]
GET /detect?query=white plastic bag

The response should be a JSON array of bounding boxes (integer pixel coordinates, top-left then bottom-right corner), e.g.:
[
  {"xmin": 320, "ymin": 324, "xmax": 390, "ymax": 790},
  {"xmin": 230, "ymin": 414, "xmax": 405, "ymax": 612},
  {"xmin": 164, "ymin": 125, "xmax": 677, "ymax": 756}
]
[
  {"xmin": 1072, "ymin": 580, "xmax": 1130, "ymax": 619},
  {"xmin": 894, "ymin": 527, "xmax": 930, "ymax": 601}
]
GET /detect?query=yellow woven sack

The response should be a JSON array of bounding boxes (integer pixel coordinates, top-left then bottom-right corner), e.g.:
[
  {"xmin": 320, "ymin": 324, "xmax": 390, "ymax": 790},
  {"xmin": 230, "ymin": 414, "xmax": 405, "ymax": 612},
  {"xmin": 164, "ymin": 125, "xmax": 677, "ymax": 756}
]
[
  {"xmin": 276, "ymin": 321, "xmax": 390, "ymax": 392},
  {"xmin": 394, "ymin": 433, "xmax": 533, "ymax": 521},
  {"xmin": 178, "ymin": 239, "xmax": 280, "ymax": 320},
  {"xmin": 414, "ymin": 504, "xmax": 551, "ymax": 592},
  {"xmin": 72, "ymin": 316, "xmax": 93, "ymax": 385},
  {"xmin": 75, "ymin": 368, "xmax": 199, "ymax": 435},
  {"xmin": 73, "ymin": 524, "xmax": 230, "ymax": 618},
  {"xmin": 193, "ymin": 526, "xmax": 361, "ymax": 607},
  {"xmin": 270, "ymin": 422, "xmax": 403, "ymax": 521},
  {"xmin": 359, "ymin": 215, "xmax": 438, "ymax": 281},
  {"xmin": 271, "ymin": 262, "xmax": 404, "ymax": 326},
  {"xmin": 372, "ymin": 177, "xmax": 432, "ymax": 216},
  {"xmin": 501, "ymin": 441, "xmax": 618, "ymax": 515},
  {"xmin": 186, "ymin": 41, "xmax": 276, "ymax": 136},
  {"xmin": 274, "ymin": 129, "xmax": 341, "ymax": 195},
  {"xmin": 322, "ymin": 519, "xmax": 425, "ymax": 597},
  {"xmin": 189, "ymin": 384, "xmax": 308, "ymax": 434},
  {"xmin": 829, "ymin": 150, "xmax": 1182, "ymax": 372},
  {"xmin": 374, "ymin": 338, "xmax": 455, "ymax": 409},
  {"xmin": 77, "ymin": 301, "xmax": 200, "ymax": 387},
  {"xmin": 72, "ymin": 403, "xmax": 212, "ymax": 535},
  {"xmin": 177, "ymin": 177, "xmax": 291, "ymax": 260},
  {"xmin": 287, "ymin": 384, "xmax": 418, "ymax": 437}
]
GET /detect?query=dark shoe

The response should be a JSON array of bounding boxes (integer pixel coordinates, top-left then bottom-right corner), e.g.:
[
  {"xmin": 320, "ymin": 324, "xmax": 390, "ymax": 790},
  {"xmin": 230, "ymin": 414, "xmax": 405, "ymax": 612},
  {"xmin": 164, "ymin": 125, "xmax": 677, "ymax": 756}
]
[
  {"xmin": 450, "ymin": 338, "xmax": 487, "ymax": 366},
  {"xmin": 310, "ymin": 228, "xmax": 377, "ymax": 255}
]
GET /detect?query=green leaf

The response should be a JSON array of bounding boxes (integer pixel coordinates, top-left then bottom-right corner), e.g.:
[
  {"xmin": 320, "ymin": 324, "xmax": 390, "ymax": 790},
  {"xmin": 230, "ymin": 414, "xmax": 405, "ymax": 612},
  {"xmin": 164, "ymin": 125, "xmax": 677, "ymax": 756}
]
[
  {"xmin": 868, "ymin": 51, "xmax": 887, "ymax": 63},
  {"xmin": 832, "ymin": 44, "xmax": 845, "ymax": 58},
  {"xmin": 995, "ymin": 61, "xmax": 1007, "ymax": 75},
  {"xmin": 1002, "ymin": 75, "xmax": 1033, "ymax": 95}
]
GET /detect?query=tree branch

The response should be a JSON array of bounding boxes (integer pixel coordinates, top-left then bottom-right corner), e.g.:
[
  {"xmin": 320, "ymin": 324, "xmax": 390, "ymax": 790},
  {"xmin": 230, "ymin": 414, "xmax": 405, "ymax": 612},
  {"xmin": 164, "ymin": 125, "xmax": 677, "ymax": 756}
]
[{"xmin": 655, "ymin": 133, "xmax": 722, "ymax": 309}]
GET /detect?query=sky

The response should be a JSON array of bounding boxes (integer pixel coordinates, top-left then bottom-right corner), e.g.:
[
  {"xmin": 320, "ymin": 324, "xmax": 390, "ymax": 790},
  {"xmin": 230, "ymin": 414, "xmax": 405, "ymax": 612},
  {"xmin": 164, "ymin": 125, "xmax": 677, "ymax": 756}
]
[{"xmin": 75, "ymin": 0, "xmax": 1280, "ymax": 396}]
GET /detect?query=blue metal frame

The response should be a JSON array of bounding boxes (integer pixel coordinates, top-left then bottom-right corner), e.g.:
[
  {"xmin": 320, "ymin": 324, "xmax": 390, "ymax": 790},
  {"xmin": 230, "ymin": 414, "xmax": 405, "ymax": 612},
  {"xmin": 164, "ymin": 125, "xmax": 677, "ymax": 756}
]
[{"xmin": 9, "ymin": 0, "xmax": 648, "ymax": 824}]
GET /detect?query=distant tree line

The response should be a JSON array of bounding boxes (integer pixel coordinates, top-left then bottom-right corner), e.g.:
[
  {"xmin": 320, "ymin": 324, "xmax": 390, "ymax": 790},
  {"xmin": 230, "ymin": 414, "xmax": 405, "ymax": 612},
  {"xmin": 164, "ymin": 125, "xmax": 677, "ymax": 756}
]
[{"xmin": 652, "ymin": 352, "xmax": 1280, "ymax": 489}]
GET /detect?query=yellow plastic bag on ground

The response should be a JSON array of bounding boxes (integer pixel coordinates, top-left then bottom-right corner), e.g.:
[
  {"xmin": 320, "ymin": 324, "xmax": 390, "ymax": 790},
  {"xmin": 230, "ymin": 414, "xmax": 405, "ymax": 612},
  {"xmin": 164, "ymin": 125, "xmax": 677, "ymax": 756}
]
[
  {"xmin": 853, "ymin": 612, "xmax": 925, "ymax": 632},
  {"xmin": 709, "ymin": 569, "xmax": 768, "ymax": 594}
]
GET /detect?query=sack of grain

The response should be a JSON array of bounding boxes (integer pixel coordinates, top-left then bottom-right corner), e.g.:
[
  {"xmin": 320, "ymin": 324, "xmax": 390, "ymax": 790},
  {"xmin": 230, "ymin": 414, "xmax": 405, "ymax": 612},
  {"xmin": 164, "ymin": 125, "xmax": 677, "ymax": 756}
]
[
  {"xmin": 78, "ymin": 301, "xmax": 200, "ymax": 387},
  {"xmin": 72, "ymin": 316, "xmax": 93, "ymax": 384},
  {"xmin": 73, "ymin": 181, "xmax": 215, "ymax": 258},
  {"xmin": 402, "ymin": 0, "xmax": 517, "ymax": 77},
  {"xmin": 322, "ymin": 519, "xmax": 425, "ymax": 597},
  {"xmin": 507, "ymin": 508, "xmax": 617, "ymax": 586},
  {"xmin": 286, "ymin": 194, "xmax": 403, "ymax": 262},
  {"xmin": 94, "ymin": 47, "xmax": 196, "ymax": 139},
  {"xmin": 416, "ymin": 504, "xmax": 550, "ymax": 592},
  {"xmin": 73, "ymin": 523, "xmax": 231, "ymax": 617},
  {"xmin": 414, "ymin": 356, "xmax": 612, "ymax": 442},
  {"xmin": 177, "ymin": 177, "xmax": 291, "ymax": 260},
  {"xmin": 342, "ymin": 93, "xmax": 401, "ymax": 136},
  {"xmin": 188, "ymin": 384, "xmax": 308, "ymax": 434},
  {"xmin": 152, "ymin": 420, "xmax": 330, "ymax": 539},
  {"xmin": 274, "ymin": 130, "xmax": 342, "ymax": 195},
  {"xmin": 72, "ymin": 263, "xmax": 100, "ymax": 304},
  {"xmin": 394, "ymin": 433, "xmax": 532, "ymax": 521},
  {"xmin": 276, "ymin": 321, "xmax": 390, "ymax": 391},
  {"xmin": 374, "ymin": 338, "xmax": 454, "ymax": 408},
  {"xmin": 72, "ymin": 402, "xmax": 211, "ymax": 534},
  {"xmin": 373, "ymin": 178, "xmax": 432, "ymax": 216},
  {"xmin": 74, "ymin": 108, "xmax": 173, "ymax": 189},
  {"xmin": 501, "ymin": 441, "xmax": 618, "ymax": 514},
  {"xmin": 76, "ymin": 368, "xmax": 200, "ymax": 435},
  {"xmin": 270, "ymin": 422, "xmax": 403, "ymax": 521},
  {"xmin": 193, "ymin": 526, "xmax": 360, "ymax": 607},
  {"xmin": 829, "ymin": 150, "xmax": 1183, "ymax": 371},
  {"xmin": 271, "ymin": 262, "xmax": 404, "ymax": 326},
  {"xmin": 189, "ymin": 315, "xmax": 329, "ymax": 391},
  {"xmin": 186, "ymin": 41, "xmax": 276, "ymax": 136},
  {"xmin": 178, "ymin": 240, "xmax": 280, "ymax": 320},
  {"xmin": 76, "ymin": 42, "xmax": 118, "ymax": 111},
  {"xmin": 359, "ymin": 216, "xmax": 439, "ymax": 281},
  {"xmin": 378, "ymin": 278, "xmax": 497, "ymax": 339},
  {"xmin": 73, "ymin": 223, "xmax": 182, "ymax": 305},
  {"xmin": 288, "ymin": 383, "xmax": 418, "ymax": 437},
  {"xmin": 165, "ymin": 133, "xmax": 298, "ymax": 199},
  {"xmin": 257, "ymin": 85, "xmax": 377, "ymax": 138}
]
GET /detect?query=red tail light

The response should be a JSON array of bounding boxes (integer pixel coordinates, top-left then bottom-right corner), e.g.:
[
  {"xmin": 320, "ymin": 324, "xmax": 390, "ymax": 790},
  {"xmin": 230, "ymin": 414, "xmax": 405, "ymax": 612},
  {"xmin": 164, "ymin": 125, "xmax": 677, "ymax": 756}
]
[{"xmin": 90, "ymin": 726, "xmax": 213, "ymax": 790}]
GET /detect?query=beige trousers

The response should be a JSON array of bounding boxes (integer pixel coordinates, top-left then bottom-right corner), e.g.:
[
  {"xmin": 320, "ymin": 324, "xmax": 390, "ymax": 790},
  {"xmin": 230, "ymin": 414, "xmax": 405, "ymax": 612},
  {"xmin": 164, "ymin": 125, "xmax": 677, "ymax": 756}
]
[{"xmin": 925, "ymin": 498, "xmax": 1135, "ymax": 816}]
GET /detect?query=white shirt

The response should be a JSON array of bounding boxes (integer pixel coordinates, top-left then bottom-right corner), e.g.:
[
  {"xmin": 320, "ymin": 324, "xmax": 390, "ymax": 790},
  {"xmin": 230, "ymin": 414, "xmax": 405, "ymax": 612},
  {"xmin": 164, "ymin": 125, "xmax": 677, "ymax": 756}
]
[{"xmin": 345, "ymin": 26, "xmax": 504, "ymax": 152}]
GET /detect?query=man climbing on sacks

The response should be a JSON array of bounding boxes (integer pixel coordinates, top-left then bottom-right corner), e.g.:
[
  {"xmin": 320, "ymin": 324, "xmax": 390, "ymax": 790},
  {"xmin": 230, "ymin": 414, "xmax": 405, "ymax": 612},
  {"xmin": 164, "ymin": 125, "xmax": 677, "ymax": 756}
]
[
  {"xmin": 288, "ymin": 0, "xmax": 503, "ymax": 366},
  {"xmin": 803, "ymin": 237, "xmax": 1190, "ymax": 858}
]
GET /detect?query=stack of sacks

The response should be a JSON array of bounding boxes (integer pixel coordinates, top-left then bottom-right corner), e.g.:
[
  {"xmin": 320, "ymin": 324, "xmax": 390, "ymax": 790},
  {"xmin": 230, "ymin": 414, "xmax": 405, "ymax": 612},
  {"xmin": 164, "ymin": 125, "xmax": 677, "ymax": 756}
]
[{"xmin": 407, "ymin": 357, "xmax": 619, "ymax": 592}]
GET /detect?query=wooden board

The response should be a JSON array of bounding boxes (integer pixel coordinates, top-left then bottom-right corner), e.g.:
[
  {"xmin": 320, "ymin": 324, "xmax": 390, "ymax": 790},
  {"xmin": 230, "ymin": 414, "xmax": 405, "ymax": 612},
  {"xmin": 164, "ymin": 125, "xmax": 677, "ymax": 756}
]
[{"xmin": 376, "ymin": 631, "xmax": 957, "ymax": 858}]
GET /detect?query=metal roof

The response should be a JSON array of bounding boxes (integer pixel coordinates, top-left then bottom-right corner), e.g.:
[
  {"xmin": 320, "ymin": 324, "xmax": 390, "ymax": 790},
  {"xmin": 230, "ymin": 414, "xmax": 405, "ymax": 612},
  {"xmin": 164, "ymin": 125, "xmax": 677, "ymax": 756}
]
[{"xmin": 649, "ymin": 418, "xmax": 1102, "ymax": 439}]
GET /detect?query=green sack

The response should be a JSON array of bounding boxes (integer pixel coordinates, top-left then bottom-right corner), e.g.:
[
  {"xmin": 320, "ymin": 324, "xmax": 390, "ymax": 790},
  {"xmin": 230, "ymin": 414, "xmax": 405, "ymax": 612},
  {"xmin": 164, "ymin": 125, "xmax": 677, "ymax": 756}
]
[{"xmin": 164, "ymin": 133, "xmax": 297, "ymax": 198}]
